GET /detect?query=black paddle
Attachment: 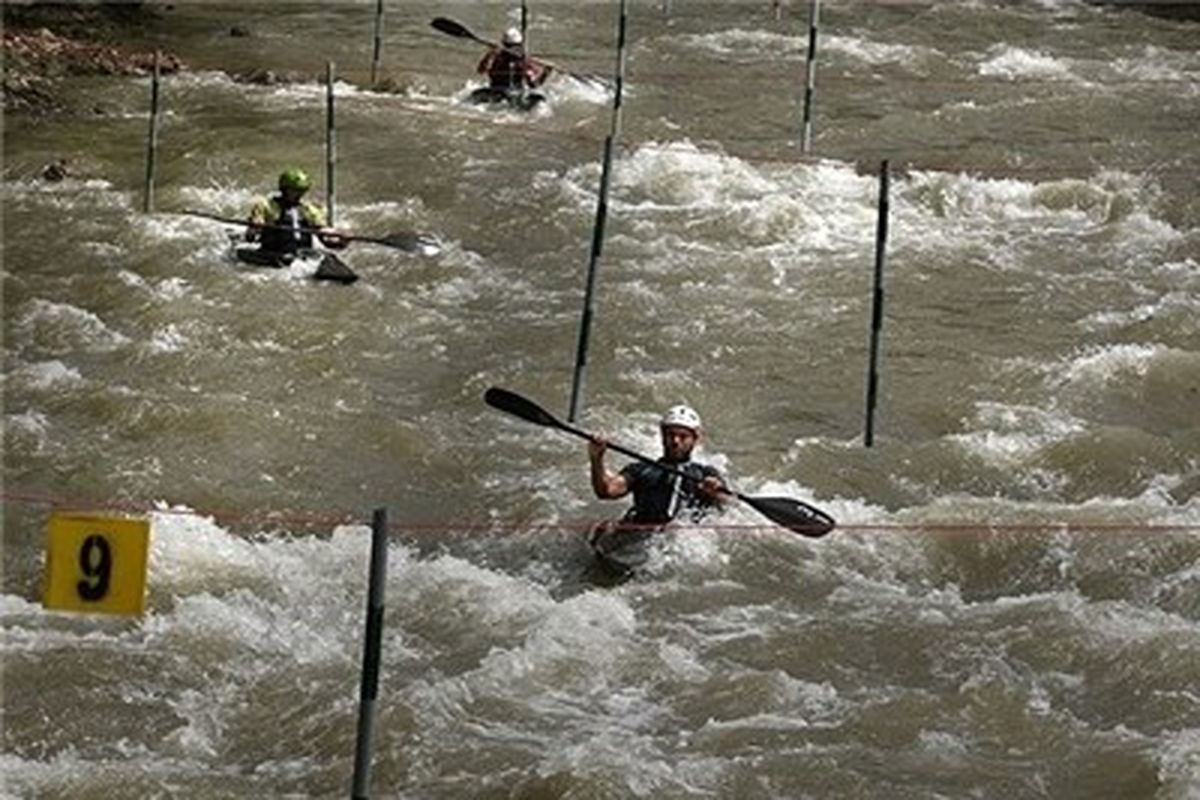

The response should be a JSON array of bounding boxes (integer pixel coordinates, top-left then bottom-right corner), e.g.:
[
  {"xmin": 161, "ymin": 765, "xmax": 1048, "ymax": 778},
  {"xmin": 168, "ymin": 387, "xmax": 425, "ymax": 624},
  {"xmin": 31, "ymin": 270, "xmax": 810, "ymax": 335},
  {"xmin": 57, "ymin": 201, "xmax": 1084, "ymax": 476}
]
[
  {"xmin": 430, "ymin": 16, "xmax": 613, "ymax": 91},
  {"xmin": 484, "ymin": 387, "xmax": 837, "ymax": 539},
  {"xmin": 180, "ymin": 210, "xmax": 441, "ymax": 255}
]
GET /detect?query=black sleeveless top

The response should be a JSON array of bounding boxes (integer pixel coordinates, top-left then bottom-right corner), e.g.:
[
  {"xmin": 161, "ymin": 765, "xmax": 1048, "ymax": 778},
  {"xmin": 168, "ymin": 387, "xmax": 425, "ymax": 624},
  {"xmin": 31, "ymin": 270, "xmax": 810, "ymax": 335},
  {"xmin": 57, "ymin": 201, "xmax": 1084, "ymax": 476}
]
[{"xmin": 619, "ymin": 460, "xmax": 725, "ymax": 525}]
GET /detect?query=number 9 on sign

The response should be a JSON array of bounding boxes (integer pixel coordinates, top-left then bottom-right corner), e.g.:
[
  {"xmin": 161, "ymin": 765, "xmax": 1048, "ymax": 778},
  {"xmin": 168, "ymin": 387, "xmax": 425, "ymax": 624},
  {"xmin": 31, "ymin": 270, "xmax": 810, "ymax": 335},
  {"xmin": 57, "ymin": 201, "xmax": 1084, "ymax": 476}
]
[{"xmin": 43, "ymin": 513, "xmax": 151, "ymax": 616}]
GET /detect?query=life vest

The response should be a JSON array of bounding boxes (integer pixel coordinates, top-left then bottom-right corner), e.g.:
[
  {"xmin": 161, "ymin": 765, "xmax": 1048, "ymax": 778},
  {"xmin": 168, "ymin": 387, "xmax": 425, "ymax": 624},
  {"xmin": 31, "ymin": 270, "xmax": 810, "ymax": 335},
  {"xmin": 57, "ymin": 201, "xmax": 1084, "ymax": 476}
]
[
  {"xmin": 483, "ymin": 49, "xmax": 537, "ymax": 91},
  {"xmin": 248, "ymin": 196, "xmax": 326, "ymax": 254},
  {"xmin": 620, "ymin": 460, "xmax": 724, "ymax": 525}
]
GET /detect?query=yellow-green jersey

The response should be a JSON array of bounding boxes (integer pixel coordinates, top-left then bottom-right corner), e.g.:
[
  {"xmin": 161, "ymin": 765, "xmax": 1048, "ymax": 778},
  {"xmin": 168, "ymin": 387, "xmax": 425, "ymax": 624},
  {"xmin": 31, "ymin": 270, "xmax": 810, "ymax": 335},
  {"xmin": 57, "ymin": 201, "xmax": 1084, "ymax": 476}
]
[{"xmin": 247, "ymin": 196, "xmax": 327, "ymax": 253}]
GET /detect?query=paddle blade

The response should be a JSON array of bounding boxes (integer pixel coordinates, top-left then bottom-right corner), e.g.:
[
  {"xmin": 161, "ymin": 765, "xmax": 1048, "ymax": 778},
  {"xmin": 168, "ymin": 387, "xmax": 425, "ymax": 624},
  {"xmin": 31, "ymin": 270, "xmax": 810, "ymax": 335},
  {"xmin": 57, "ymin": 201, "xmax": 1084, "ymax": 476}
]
[
  {"xmin": 431, "ymin": 17, "xmax": 475, "ymax": 40},
  {"xmin": 484, "ymin": 387, "xmax": 564, "ymax": 430},
  {"xmin": 739, "ymin": 494, "xmax": 836, "ymax": 538},
  {"xmin": 381, "ymin": 232, "xmax": 441, "ymax": 255},
  {"xmin": 314, "ymin": 253, "xmax": 358, "ymax": 285},
  {"xmin": 565, "ymin": 71, "xmax": 614, "ymax": 92}
]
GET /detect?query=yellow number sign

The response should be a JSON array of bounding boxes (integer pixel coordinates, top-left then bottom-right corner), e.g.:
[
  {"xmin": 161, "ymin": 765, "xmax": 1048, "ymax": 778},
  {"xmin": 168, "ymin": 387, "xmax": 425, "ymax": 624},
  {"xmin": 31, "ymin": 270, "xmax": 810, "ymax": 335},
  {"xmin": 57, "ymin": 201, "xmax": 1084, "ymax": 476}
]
[{"xmin": 43, "ymin": 513, "xmax": 151, "ymax": 616}]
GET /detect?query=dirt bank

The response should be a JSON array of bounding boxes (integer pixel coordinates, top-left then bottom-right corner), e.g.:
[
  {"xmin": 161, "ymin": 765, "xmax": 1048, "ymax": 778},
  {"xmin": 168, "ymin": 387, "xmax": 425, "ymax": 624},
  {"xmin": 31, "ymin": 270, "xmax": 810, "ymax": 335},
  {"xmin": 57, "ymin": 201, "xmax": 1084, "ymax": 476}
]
[{"xmin": 2, "ymin": 2, "xmax": 184, "ymax": 114}]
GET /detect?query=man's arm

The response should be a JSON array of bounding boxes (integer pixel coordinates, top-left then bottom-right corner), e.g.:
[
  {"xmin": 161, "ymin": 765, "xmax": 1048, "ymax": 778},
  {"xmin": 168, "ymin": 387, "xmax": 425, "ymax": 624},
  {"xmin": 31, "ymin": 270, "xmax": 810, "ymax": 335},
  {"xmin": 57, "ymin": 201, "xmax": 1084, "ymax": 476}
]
[
  {"xmin": 244, "ymin": 200, "xmax": 270, "ymax": 242},
  {"xmin": 589, "ymin": 436, "xmax": 629, "ymax": 499},
  {"xmin": 477, "ymin": 49, "xmax": 496, "ymax": 74},
  {"xmin": 527, "ymin": 59, "xmax": 553, "ymax": 88},
  {"xmin": 301, "ymin": 203, "xmax": 348, "ymax": 250}
]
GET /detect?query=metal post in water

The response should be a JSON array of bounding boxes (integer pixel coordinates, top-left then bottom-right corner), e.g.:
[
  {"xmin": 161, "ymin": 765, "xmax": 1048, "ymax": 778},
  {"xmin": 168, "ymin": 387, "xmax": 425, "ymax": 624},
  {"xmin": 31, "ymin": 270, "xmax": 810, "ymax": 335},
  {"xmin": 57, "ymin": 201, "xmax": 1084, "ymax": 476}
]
[
  {"xmin": 609, "ymin": 0, "xmax": 629, "ymax": 138},
  {"xmin": 351, "ymin": 508, "xmax": 389, "ymax": 800},
  {"xmin": 864, "ymin": 160, "xmax": 890, "ymax": 448},
  {"xmin": 568, "ymin": 135, "xmax": 616, "ymax": 423},
  {"xmin": 370, "ymin": 0, "xmax": 384, "ymax": 86},
  {"xmin": 800, "ymin": 0, "xmax": 821, "ymax": 154},
  {"xmin": 142, "ymin": 50, "xmax": 161, "ymax": 214},
  {"xmin": 325, "ymin": 61, "xmax": 336, "ymax": 226}
]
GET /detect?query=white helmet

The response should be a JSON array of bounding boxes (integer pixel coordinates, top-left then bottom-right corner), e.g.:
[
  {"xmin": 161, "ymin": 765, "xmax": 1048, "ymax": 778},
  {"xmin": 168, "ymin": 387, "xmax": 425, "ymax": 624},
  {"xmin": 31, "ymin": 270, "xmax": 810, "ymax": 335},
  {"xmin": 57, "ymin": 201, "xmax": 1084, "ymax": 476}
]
[
  {"xmin": 501, "ymin": 27, "xmax": 523, "ymax": 46},
  {"xmin": 660, "ymin": 404, "xmax": 701, "ymax": 431}
]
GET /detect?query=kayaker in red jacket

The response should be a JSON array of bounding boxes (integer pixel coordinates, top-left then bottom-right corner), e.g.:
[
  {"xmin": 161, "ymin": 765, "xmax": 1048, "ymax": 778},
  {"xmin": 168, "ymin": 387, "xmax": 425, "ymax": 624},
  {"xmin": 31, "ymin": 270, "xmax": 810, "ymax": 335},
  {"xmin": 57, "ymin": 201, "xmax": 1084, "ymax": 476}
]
[{"xmin": 476, "ymin": 27, "xmax": 553, "ymax": 92}]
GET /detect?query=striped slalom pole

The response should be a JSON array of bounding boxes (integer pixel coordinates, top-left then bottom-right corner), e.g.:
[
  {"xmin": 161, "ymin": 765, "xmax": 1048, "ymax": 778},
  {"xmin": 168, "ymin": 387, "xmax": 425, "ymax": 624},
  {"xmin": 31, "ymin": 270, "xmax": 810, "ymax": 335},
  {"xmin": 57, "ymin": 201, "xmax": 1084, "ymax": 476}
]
[
  {"xmin": 350, "ymin": 508, "xmax": 389, "ymax": 800},
  {"xmin": 864, "ymin": 160, "xmax": 890, "ymax": 447},
  {"xmin": 800, "ymin": 0, "xmax": 821, "ymax": 153}
]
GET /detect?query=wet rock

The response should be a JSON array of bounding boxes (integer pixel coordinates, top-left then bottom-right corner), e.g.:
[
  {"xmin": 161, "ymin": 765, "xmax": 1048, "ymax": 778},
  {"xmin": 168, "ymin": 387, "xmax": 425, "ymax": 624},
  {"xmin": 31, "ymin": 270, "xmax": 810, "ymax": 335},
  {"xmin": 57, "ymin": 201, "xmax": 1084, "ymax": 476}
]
[
  {"xmin": 229, "ymin": 25, "xmax": 251, "ymax": 38},
  {"xmin": 231, "ymin": 67, "xmax": 307, "ymax": 86},
  {"xmin": 3, "ymin": 29, "xmax": 184, "ymax": 78},
  {"xmin": 371, "ymin": 76, "xmax": 410, "ymax": 94},
  {"xmin": 40, "ymin": 158, "xmax": 73, "ymax": 182},
  {"xmin": 2, "ymin": 72, "xmax": 61, "ymax": 114}
]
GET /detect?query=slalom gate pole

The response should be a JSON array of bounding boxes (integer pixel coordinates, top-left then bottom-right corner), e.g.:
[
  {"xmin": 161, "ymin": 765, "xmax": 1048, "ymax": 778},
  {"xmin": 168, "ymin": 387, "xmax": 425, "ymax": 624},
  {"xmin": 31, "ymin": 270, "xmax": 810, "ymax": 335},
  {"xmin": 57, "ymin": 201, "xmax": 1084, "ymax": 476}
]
[
  {"xmin": 864, "ymin": 160, "xmax": 890, "ymax": 447},
  {"xmin": 350, "ymin": 508, "xmax": 389, "ymax": 800},
  {"xmin": 567, "ymin": 135, "xmax": 616, "ymax": 423},
  {"xmin": 521, "ymin": 1, "xmax": 528, "ymax": 47},
  {"xmin": 326, "ymin": 61, "xmax": 337, "ymax": 226},
  {"xmin": 567, "ymin": 0, "xmax": 628, "ymax": 422},
  {"xmin": 609, "ymin": 0, "xmax": 629, "ymax": 138},
  {"xmin": 370, "ymin": 0, "xmax": 384, "ymax": 86},
  {"xmin": 801, "ymin": 0, "xmax": 821, "ymax": 154},
  {"xmin": 142, "ymin": 50, "xmax": 161, "ymax": 214}
]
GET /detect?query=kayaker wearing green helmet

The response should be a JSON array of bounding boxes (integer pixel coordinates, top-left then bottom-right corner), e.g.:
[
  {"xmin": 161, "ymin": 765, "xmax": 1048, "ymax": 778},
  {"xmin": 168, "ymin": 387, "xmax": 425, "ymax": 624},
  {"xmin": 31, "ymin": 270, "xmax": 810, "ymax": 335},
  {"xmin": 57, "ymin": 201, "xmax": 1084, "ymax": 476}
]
[{"xmin": 245, "ymin": 168, "xmax": 347, "ymax": 254}]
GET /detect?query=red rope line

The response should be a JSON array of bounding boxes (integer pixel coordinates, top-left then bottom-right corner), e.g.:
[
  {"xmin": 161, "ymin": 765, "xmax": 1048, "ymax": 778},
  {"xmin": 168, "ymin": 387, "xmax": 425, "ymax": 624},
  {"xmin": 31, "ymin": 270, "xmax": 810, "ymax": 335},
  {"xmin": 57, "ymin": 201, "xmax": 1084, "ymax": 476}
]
[{"xmin": 4, "ymin": 491, "xmax": 1195, "ymax": 534}]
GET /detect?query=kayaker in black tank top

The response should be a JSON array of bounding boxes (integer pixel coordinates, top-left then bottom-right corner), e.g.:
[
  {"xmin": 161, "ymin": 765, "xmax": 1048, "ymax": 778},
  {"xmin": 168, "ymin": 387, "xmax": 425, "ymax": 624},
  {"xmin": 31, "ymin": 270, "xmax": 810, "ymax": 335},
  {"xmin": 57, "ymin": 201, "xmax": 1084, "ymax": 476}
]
[{"xmin": 588, "ymin": 404, "xmax": 729, "ymax": 525}]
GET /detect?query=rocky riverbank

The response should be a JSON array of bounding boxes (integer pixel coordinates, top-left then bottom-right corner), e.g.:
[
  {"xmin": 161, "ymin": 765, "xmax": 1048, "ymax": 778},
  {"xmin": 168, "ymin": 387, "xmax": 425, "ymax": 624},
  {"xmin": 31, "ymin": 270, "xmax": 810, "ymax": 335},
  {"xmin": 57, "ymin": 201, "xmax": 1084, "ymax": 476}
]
[
  {"xmin": 1, "ymin": 1, "xmax": 392, "ymax": 117},
  {"xmin": 2, "ymin": 2, "xmax": 184, "ymax": 114},
  {"xmin": 3, "ymin": 27, "xmax": 185, "ymax": 113}
]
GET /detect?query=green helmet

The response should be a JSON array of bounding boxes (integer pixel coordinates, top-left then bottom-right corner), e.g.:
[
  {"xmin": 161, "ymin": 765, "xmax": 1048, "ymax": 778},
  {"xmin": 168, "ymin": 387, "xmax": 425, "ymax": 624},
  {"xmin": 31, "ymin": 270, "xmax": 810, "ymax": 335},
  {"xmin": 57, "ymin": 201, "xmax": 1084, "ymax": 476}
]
[{"xmin": 278, "ymin": 168, "xmax": 312, "ymax": 192}]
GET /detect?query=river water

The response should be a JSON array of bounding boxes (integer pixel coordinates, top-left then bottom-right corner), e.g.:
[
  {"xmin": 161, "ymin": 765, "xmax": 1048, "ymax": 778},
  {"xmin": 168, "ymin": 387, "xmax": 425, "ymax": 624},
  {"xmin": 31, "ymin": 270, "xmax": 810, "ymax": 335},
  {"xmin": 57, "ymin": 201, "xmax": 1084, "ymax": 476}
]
[{"xmin": 3, "ymin": 1, "xmax": 1199, "ymax": 797}]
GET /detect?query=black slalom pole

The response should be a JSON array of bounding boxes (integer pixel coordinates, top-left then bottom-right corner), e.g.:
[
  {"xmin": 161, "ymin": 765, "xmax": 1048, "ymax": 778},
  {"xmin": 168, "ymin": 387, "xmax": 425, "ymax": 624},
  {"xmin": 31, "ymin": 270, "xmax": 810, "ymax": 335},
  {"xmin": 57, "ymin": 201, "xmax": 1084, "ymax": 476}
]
[
  {"xmin": 609, "ymin": 0, "xmax": 628, "ymax": 138},
  {"xmin": 567, "ymin": 135, "xmax": 615, "ymax": 423},
  {"xmin": 566, "ymin": 0, "xmax": 629, "ymax": 422},
  {"xmin": 864, "ymin": 160, "xmax": 890, "ymax": 448},
  {"xmin": 325, "ymin": 61, "xmax": 337, "ymax": 226},
  {"xmin": 351, "ymin": 508, "xmax": 389, "ymax": 800},
  {"xmin": 370, "ymin": 0, "xmax": 384, "ymax": 86},
  {"xmin": 142, "ymin": 50, "xmax": 161, "ymax": 214},
  {"xmin": 800, "ymin": 0, "xmax": 821, "ymax": 153}
]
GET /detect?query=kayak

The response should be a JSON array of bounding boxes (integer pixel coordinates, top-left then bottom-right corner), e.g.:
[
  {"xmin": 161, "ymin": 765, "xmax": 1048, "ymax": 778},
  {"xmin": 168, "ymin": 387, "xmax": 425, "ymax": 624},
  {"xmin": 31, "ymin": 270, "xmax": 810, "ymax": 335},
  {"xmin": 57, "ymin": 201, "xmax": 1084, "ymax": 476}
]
[
  {"xmin": 467, "ymin": 86, "xmax": 546, "ymax": 112},
  {"xmin": 228, "ymin": 241, "xmax": 358, "ymax": 285},
  {"xmin": 587, "ymin": 517, "xmax": 661, "ymax": 577}
]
